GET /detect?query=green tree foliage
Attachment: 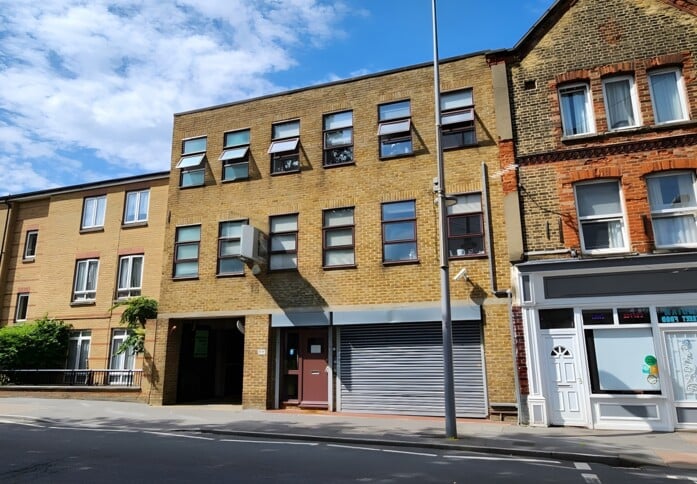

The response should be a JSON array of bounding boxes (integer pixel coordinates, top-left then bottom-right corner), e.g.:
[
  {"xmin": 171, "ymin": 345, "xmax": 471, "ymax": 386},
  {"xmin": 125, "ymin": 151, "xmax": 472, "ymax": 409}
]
[
  {"xmin": 0, "ymin": 316, "xmax": 72, "ymax": 369},
  {"xmin": 110, "ymin": 296, "xmax": 158, "ymax": 354}
]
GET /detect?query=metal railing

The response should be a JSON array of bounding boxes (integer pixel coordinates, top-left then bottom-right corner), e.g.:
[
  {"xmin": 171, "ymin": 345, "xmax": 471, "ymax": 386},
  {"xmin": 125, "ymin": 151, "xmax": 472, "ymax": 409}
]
[{"xmin": 0, "ymin": 369, "xmax": 143, "ymax": 387}]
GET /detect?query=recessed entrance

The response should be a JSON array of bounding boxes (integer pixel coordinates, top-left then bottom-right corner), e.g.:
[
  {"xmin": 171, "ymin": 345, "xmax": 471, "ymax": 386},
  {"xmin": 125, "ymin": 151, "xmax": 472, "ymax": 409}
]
[
  {"xmin": 280, "ymin": 328, "xmax": 328, "ymax": 409},
  {"xmin": 176, "ymin": 319, "xmax": 245, "ymax": 404}
]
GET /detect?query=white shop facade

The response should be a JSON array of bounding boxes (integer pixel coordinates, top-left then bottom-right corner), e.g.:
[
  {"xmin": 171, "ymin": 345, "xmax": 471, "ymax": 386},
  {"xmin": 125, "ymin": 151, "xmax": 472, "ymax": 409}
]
[{"xmin": 518, "ymin": 253, "xmax": 697, "ymax": 431}]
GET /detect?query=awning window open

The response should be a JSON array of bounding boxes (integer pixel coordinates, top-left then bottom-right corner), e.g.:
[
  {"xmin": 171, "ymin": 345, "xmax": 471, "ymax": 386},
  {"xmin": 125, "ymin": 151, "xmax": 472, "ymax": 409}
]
[
  {"xmin": 176, "ymin": 153, "xmax": 205, "ymax": 169},
  {"xmin": 268, "ymin": 138, "xmax": 299, "ymax": 154}
]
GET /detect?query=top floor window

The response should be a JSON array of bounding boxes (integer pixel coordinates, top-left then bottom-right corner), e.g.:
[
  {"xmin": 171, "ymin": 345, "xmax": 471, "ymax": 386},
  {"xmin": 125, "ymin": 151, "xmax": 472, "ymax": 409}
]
[
  {"xmin": 82, "ymin": 195, "xmax": 106, "ymax": 229},
  {"xmin": 559, "ymin": 83, "xmax": 595, "ymax": 137},
  {"xmin": 447, "ymin": 193, "xmax": 485, "ymax": 258},
  {"xmin": 574, "ymin": 180, "xmax": 628, "ymax": 254},
  {"xmin": 23, "ymin": 230, "xmax": 38, "ymax": 259},
  {"xmin": 176, "ymin": 136, "xmax": 207, "ymax": 188},
  {"xmin": 381, "ymin": 200, "xmax": 417, "ymax": 263},
  {"xmin": 649, "ymin": 68, "xmax": 689, "ymax": 124},
  {"xmin": 646, "ymin": 172, "xmax": 697, "ymax": 248},
  {"xmin": 124, "ymin": 189, "xmax": 149, "ymax": 224},
  {"xmin": 378, "ymin": 100, "xmax": 412, "ymax": 158},
  {"xmin": 441, "ymin": 89, "xmax": 475, "ymax": 149},
  {"xmin": 602, "ymin": 75, "xmax": 640, "ymax": 130},
  {"xmin": 269, "ymin": 120, "xmax": 300, "ymax": 174},
  {"xmin": 220, "ymin": 129, "xmax": 250, "ymax": 181},
  {"xmin": 323, "ymin": 111, "xmax": 353, "ymax": 166}
]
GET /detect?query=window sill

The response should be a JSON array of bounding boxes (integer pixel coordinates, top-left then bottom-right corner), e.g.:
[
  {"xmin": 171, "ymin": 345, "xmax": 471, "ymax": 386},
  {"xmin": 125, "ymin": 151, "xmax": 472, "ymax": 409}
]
[
  {"xmin": 179, "ymin": 184, "xmax": 205, "ymax": 190},
  {"xmin": 22, "ymin": 257, "xmax": 36, "ymax": 263},
  {"xmin": 122, "ymin": 221, "xmax": 148, "ymax": 229},
  {"xmin": 80, "ymin": 227, "xmax": 104, "ymax": 234},
  {"xmin": 450, "ymin": 253, "xmax": 487, "ymax": 260},
  {"xmin": 443, "ymin": 143, "xmax": 479, "ymax": 151},
  {"xmin": 222, "ymin": 177, "xmax": 250, "ymax": 184},
  {"xmin": 561, "ymin": 119, "xmax": 697, "ymax": 144},
  {"xmin": 216, "ymin": 273, "xmax": 245, "ymax": 278},
  {"xmin": 70, "ymin": 300, "xmax": 96, "ymax": 307},
  {"xmin": 382, "ymin": 259, "xmax": 419, "ymax": 266},
  {"xmin": 323, "ymin": 161, "xmax": 355, "ymax": 169},
  {"xmin": 271, "ymin": 170, "xmax": 301, "ymax": 176},
  {"xmin": 323, "ymin": 264, "xmax": 357, "ymax": 270},
  {"xmin": 172, "ymin": 276, "xmax": 199, "ymax": 281}
]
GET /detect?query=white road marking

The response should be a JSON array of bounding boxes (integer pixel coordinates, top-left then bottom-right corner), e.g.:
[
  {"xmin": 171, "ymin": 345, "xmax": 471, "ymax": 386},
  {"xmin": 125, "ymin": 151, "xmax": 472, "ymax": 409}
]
[
  {"xmin": 145, "ymin": 431, "xmax": 213, "ymax": 440},
  {"xmin": 328, "ymin": 444, "xmax": 382, "ymax": 452},
  {"xmin": 666, "ymin": 476, "xmax": 697, "ymax": 483},
  {"xmin": 581, "ymin": 473, "xmax": 602, "ymax": 484},
  {"xmin": 221, "ymin": 439, "xmax": 318, "ymax": 446},
  {"xmin": 444, "ymin": 455, "xmax": 560, "ymax": 464},
  {"xmin": 48, "ymin": 426, "xmax": 137, "ymax": 433},
  {"xmin": 575, "ymin": 462, "xmax": 592, "ymax": 470},
  {"xmin": 0, "ymin": 419, "xmax": 43, "ymax": 427},
  {"xmin": 381, "ymin": 449, "xmax": 437, "ymax": 457}
]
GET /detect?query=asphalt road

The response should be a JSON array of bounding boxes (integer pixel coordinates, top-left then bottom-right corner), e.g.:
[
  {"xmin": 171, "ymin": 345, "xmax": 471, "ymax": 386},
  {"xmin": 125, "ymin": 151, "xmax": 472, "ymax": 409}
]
[{"xmin": 1, "ymin": 421, "xmax": 696, "ymax": 483}]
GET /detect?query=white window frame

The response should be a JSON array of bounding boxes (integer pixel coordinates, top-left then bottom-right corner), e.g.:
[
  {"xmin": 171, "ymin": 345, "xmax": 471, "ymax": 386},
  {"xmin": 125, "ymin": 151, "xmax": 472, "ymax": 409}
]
[
  {"xmin": 67, "ymin": 330, "xmax": 91, "ymax": 370},
  {"xmin": 82, "ymin": 195, "xmax": 107, "ymax": 229},
  {"xmin": 23, "ymin": 230, "xmax": 38, "ymax": 259},
  {"xmin": 117, "ymin": 254, "xmax": 144, "ymax": 299},
  {"xmin": 109, "ymin": 328, "xmax": 136, "ymax": 385},
  {"xmin": 574, "ymin": 180, "xmax": 629, "ymax": 255},
  {"xmin": 124, "ymin": 189, "xmax": 149, "ymax": 224},
  {"xmin": 646, "ymin": 171, "xmax": 697, "ymax": 249},
  {"xmin": 15, "ymin": 293, "xmax": 29, "ymax": 322},
  {"xmin": 602, "ymin": 75, "xmax": 641, "ymax": 131},
  {"xmin": 558, "ymin": 83, "xmax": 596, "ymax": 137},
  {"xmin": 648, "ymin": 67, "xmax": 690, "ymax": 125},
  {"xmin": 73, "ymin": 259, "xmax": 99, "ymax": 301}
]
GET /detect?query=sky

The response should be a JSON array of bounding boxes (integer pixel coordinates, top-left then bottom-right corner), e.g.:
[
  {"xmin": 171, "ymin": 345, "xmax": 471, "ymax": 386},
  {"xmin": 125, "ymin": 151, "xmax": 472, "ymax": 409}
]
[{"xmin": 0, "ymin": 0, "xmax": 555, "ymax": 196}]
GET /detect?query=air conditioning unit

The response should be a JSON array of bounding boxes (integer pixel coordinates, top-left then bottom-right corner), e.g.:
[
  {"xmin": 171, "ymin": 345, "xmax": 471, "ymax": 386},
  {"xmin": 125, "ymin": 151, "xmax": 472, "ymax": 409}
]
[{"xmin": 240, "ymin": 225, "xmax": 268, "ymax": 265}]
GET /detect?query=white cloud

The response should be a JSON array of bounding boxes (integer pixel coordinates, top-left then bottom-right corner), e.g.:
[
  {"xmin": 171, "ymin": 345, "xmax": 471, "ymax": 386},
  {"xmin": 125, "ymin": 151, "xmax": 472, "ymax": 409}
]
[{"xmin": 0, "ymin": 0, "xmax": 349, "ymax": 194}]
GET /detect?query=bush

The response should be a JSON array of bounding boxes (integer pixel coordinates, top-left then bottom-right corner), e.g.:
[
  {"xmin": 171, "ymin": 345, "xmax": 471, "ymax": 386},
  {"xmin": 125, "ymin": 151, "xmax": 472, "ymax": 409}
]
[
  {"xmin": 111, "ymin": 296, "xmax": 158, "ymax": 354},
  {"xmin": 0, "ymin": 316, "xmax": 72, "ymax": 369}
]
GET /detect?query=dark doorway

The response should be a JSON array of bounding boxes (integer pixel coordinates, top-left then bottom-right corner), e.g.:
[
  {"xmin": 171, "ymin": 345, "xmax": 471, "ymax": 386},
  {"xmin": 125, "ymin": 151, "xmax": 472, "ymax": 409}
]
[{"xmin": 176, "ymin": 319, "xmax": 244, "ymax": 404}]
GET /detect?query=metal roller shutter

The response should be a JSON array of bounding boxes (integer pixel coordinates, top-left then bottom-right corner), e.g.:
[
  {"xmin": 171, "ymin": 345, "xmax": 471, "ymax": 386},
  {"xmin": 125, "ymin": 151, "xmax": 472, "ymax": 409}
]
[{"xmin": 339, "ymin": 322, "xmax": 487, "ymax": 417}]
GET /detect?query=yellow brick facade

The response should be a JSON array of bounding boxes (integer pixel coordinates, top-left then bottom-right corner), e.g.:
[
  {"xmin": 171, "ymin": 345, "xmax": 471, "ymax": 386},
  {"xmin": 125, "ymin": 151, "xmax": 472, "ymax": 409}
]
[
  {"xmin": 0, "ymin": 174, "xmax": 169, "ymax": 401},
  {"xmin": 152, "ymin": 54, "xmax": 517, "ymax": 415}
]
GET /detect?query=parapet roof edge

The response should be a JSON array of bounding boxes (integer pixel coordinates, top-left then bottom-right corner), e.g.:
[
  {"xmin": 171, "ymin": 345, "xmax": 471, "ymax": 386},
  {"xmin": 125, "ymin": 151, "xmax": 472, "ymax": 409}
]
[
  {"xmin": 174, "ymin": 50, "xmax": 492, "ymax": 117},
  {"xmin": 0, "ymin": 170, "xmax": 170, "ymax": 203}
]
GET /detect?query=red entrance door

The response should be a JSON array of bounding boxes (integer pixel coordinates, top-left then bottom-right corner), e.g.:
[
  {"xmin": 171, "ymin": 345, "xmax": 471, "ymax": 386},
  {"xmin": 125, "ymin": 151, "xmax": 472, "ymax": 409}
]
[
  {"xmin": 299, "ymin": 330, "xmax": 328, "ymax": 408},
  {"xmin": 281, "ymin": 329, "xmax": 328, "ymax": 409}
]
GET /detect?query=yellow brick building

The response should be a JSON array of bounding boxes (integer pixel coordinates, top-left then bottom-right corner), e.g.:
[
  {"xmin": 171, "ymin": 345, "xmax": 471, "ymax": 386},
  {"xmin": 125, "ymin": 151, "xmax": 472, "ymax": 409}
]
[
  {"xmin": 0, "ymin": 173, "xmax": 169, "ymax": 401},
  {"xmin": 150, "ymin": 53, "xmax": 519, "ymax": 418}
]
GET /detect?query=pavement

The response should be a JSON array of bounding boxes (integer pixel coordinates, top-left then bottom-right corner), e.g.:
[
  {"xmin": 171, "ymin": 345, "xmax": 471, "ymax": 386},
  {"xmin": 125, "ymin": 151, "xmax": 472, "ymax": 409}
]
[{"xmin": 1, "ymin": 397, "xmax": 696, "ymax": 471}]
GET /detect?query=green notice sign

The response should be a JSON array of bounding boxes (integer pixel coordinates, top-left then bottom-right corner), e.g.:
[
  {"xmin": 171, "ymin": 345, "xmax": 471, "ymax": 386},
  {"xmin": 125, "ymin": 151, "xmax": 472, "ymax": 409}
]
[{"xmin": 194, "ymin": 330, "xmax": 209, "ymax": 358}]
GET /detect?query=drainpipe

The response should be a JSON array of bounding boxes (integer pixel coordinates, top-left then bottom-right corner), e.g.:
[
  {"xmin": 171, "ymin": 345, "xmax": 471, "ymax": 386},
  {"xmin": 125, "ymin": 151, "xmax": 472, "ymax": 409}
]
[
  {"xmin": 481, "ymin": 163, "xmax": 521, "ymax": 422},
  {"xmin": 0, "ymin": 200, "xmax": 11, "ymax": 266}
]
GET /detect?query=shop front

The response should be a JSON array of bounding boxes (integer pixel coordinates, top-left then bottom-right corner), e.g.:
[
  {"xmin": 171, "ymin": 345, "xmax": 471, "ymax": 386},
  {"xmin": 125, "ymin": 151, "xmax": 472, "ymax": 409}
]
[{"xmin": 518, "ymin": 254, "xmax": 697, "ymax": 431}]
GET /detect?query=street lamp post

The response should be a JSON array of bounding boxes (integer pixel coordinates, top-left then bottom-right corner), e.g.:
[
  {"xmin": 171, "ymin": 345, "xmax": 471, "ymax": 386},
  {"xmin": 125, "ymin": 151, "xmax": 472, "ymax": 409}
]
[{"xmin": 431, "ymin": 0, "xmax": 457, "ymax": 439}]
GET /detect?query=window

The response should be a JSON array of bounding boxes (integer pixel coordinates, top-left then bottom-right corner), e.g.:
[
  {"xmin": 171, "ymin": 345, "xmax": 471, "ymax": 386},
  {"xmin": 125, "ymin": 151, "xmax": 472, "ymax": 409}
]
[
  {"xmin": 382, "ymin": 200, "xmax": 417, "ymax": 263},
  {"xmin": 173, "ymin": 225, "xmax": 201, "ymax": 278},
  {"xmin": 73, "ymin": 259, "xmax": 99, "ymax": 301},
  {"xmin": 441, "ymin": 89, "xmax": 475, "ymax": 149},
  {"xmin": 323, "ymin": 207, "xmax": 355, "ymax": 267},
  {"xmin": 649, "ymin": 68, "xmax": 689, "ymax": 124},
  {"xmin": 269, "ymin": 214, "xmax": 298, "ymax": 270},
  {"xmin": 218, "ymin": 220, "xmax": 246, "ymax": 275},
  {"xmin": 221, "ymin": 129, "xmax": 250, "ymax": 181},
  {"xmin": 23, "ymin": 230, "xmax": 37, "ymax": 259},
  {"xmin": 269, "ymin": 121, "xmax": 300, "ymax": 174},
  {"xmin": 323, "ymin": 111, "xmax": 353, "ymax": 166},
  {"xmin": 117, "ymin": 255, "xmax": 143, "ymax": 298},
  {"xmin": 575, "ymin": 181, "xmax": 628, "ymax": 253},
  {"xmin": 602, "ymin": 75, "xmax": 640, "ymax": 130},
  {"xmin": 378, "ymin": 100, "xmax": 412, "ymax": 158},
  {"xmin": 109, "ymin": 329, "xmax": 135, "ymax": 385},
  {"xmin": 124, "ymin": 189, "xmax": 149, "ymax": 224},
  {"xmin": 82, "ymin": 195, "xmax": 106, "ymax": 229},
  {"xmin": 67, "ymin": 330, "xmax": 91, "ymax": 370},
  {"xmin": 447, "ymin": 193, "xmax": 485, "ymax": 257},
  {"xmin": 15, "ymin": 293, "xmax": 29, "ymax": 322},
  {"xmin": 177, "ymin": 136, "xmax": 206, "ymax": 188},
  {"xmin": 559, "ymin": 83, "xmax": 595, "ymax": 136},
  {"xmin": 646, "ymin": 172, "xmax": 697, "ymax": 248}
]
